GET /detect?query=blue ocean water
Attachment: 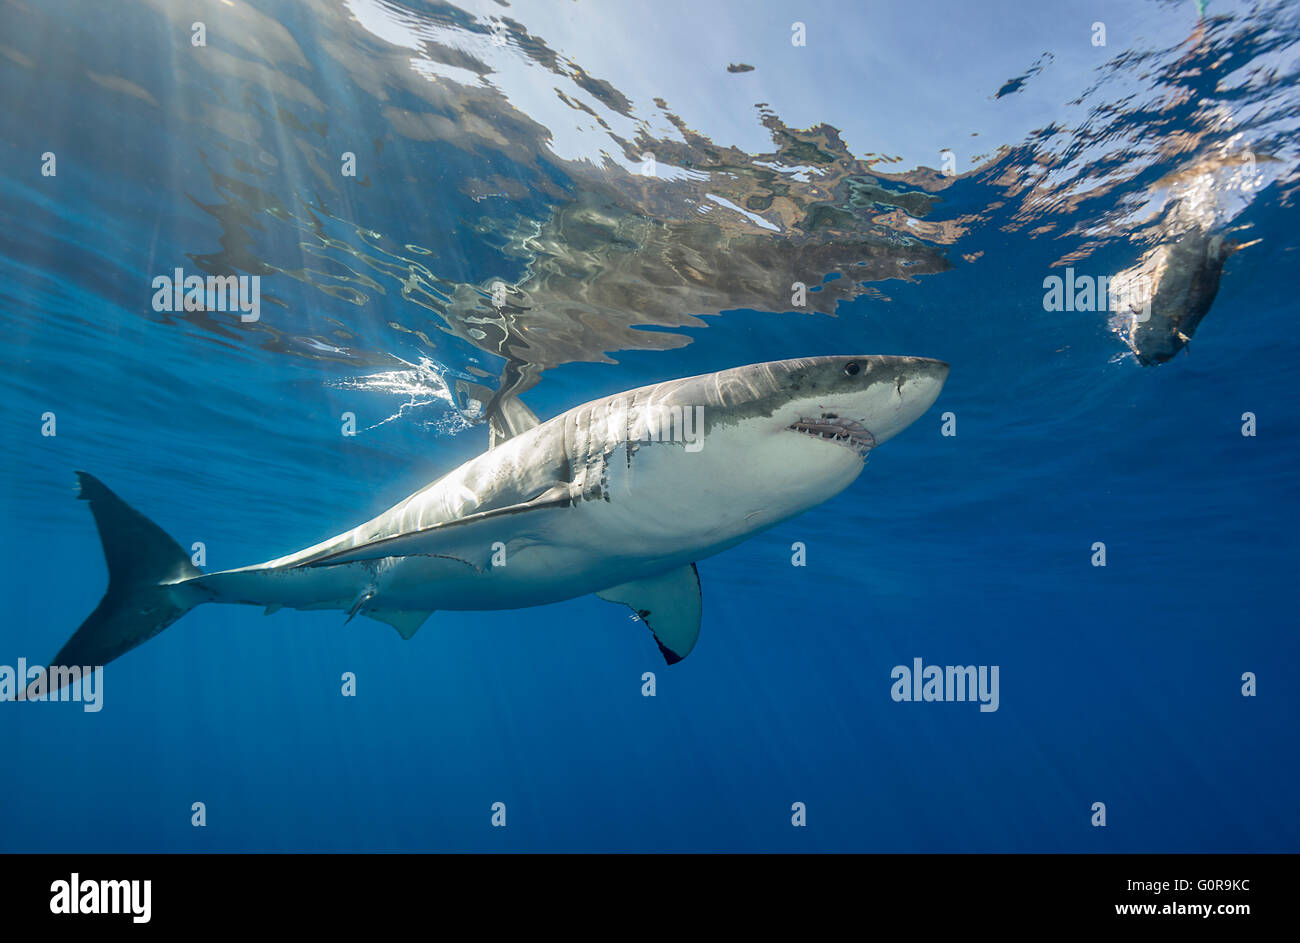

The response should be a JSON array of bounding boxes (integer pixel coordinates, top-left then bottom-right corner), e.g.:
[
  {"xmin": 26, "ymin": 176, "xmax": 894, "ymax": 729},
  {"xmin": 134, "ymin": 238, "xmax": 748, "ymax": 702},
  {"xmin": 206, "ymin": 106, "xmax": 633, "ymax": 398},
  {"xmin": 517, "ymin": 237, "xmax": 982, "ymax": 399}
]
[{"xmin": 1, "ymin": 0, "xmax": 1297, "ymax": 852}]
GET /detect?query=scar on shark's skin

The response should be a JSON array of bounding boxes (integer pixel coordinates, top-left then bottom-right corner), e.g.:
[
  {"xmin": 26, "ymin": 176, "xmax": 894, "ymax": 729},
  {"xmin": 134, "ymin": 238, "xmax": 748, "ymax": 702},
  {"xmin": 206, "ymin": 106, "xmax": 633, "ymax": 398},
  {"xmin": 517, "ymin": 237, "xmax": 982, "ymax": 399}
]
[{"xmin": 32, "ymin": 355, "xmax": 947, "ymax": 693}]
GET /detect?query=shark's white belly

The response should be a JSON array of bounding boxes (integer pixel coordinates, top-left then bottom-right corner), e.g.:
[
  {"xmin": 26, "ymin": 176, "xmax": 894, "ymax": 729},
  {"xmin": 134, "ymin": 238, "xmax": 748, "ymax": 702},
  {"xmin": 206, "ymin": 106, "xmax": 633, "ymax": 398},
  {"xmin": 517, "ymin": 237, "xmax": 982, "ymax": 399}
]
[{"xmin": 387, "ymin": 423, "xmax": 865, "ymax": 608}]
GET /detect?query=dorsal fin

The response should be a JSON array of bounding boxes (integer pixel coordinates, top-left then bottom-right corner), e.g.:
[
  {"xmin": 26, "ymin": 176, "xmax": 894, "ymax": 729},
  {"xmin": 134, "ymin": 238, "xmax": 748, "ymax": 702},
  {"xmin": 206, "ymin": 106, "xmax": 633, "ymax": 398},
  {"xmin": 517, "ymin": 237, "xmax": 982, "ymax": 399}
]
[
  {"xmin": 488, "ymin": 396, "xmax": 540, "ymax": 448},
  {"xmin": 453, "ymin": 379, "xmax": 541, "ymax": 449}
]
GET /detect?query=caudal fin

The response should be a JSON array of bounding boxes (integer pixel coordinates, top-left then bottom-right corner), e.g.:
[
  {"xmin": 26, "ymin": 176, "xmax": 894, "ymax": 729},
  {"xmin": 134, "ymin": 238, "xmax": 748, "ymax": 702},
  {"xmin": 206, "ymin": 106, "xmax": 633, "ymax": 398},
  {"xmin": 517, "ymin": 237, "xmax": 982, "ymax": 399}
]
[{"xmin": 25, "ymin": 472, "xmax": 204, "ymax": 696}]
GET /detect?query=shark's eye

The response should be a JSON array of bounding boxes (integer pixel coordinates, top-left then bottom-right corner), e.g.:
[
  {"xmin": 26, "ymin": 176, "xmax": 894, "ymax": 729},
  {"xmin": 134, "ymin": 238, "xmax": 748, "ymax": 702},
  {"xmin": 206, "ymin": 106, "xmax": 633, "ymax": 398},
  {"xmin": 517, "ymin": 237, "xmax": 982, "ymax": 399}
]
[{"xmin": 844, "ymin": 362, "xmax": 861, "ymax": 376}]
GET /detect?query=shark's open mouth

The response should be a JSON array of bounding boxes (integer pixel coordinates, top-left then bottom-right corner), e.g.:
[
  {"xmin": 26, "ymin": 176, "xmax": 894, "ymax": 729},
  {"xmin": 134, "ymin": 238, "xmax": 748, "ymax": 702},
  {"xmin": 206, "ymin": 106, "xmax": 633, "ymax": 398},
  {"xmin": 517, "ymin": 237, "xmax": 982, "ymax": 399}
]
[{"xmin": 789, "ymin": 416, "xmax": 878, "ymax": 455}]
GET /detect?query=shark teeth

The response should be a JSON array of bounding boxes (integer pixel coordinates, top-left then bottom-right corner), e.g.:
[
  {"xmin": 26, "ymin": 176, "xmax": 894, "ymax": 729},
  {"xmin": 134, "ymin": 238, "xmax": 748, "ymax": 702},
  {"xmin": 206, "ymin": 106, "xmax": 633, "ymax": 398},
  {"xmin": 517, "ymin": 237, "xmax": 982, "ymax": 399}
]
[{"xmin": 789, "ymin": 417, "xmax": 877, "ymax": 455}]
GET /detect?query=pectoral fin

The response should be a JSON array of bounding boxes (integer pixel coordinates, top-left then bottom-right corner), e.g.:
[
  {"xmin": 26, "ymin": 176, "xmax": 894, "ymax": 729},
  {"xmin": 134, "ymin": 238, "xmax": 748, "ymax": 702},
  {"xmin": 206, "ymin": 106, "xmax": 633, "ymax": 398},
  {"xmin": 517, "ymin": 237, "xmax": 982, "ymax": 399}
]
[
  {"xmin": 301, "ymin": 490, "xmax": 571, "ymax": 567},
  {"xmin": 597, "ymin": 564, "xmax": 702, "ymax": 665}
]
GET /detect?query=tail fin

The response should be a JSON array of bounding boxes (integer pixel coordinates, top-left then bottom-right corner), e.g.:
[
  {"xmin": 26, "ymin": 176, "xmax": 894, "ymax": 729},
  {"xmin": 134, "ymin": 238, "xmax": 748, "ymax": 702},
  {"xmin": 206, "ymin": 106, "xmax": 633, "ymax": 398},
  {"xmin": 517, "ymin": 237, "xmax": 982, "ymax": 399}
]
[{"xmin": 25, "ymin": 472, "xmax": 204, "ymax": 696}]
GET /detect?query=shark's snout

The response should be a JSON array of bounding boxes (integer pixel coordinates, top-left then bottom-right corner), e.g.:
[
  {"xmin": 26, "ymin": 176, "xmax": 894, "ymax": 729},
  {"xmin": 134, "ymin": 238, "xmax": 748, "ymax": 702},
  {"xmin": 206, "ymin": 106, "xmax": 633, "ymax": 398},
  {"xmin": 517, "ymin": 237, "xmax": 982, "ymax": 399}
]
[{"xmin": 858, "ymin": 356, "xmax": 949, "ymax": 445}]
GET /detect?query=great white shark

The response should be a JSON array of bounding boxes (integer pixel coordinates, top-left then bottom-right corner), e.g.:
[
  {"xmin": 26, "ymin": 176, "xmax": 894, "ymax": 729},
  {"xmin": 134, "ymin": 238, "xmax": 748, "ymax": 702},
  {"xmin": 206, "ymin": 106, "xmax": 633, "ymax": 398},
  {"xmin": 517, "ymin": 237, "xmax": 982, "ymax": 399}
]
[{"xmin": 35, "ymin": 355, "xmax": 947, "ymax": 686}]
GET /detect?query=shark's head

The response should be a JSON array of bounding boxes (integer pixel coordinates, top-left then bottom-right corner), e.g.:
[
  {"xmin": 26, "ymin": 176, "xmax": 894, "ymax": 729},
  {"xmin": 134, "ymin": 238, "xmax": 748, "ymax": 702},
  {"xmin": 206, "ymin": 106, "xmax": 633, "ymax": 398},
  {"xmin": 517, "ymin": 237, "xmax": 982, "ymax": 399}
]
[
  {"xmin": 762, "ymin": 355, "xmax": 950, "ymax": 453},
  {"xmin": 580, "ymin": 354, "xmax": 949, "ymax": 552},
  {"xmin": 642, "ymin": 355, "xmax": 948, "ymax": 526},
  {"xmin": 691, "ymin": 355, "xmax": 949, "ymax": 456}
]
